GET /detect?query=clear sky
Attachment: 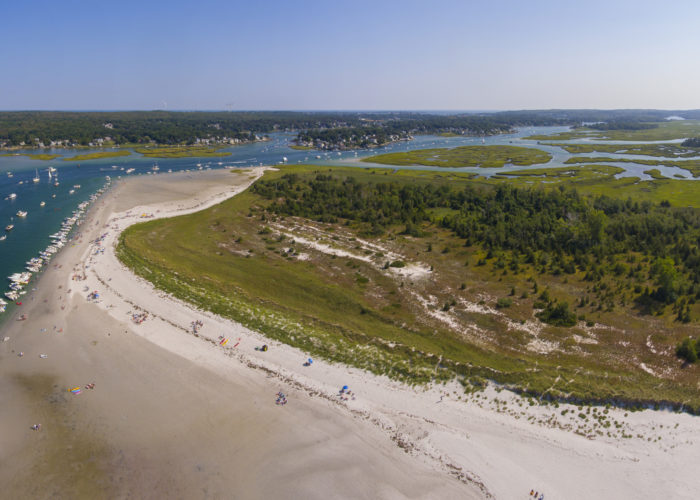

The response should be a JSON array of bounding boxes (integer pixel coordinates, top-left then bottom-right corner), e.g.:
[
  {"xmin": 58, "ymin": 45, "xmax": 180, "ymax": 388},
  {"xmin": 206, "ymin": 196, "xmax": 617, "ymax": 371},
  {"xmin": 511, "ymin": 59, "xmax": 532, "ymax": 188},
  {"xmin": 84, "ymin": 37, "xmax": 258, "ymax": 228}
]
[{"xmin": 2, "ymin": 0, "xmax": 700, "ymax": 111}]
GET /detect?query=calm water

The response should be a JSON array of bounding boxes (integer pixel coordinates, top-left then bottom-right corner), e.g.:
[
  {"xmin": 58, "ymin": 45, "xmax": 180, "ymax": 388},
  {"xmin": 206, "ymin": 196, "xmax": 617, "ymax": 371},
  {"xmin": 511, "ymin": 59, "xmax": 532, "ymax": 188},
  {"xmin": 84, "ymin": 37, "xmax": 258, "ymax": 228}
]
[{"xmin": 0, "ymin": 126, "xmax": 696, "ymax": 318}]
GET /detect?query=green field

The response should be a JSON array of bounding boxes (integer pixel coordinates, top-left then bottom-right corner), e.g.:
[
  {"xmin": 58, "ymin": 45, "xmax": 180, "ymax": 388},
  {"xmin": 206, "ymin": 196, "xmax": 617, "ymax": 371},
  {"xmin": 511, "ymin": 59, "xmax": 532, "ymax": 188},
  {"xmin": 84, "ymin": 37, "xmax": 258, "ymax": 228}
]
[
  {"xmin": 133, "ymin": 145, "xmax": 232, "ymax": 158},
  {"xmin": 117, "ymin": 165, "xmax": 700, "ymax": 413},
  {"xmin": 363, "ymin": 145, "xmax": 552, "ymax": 168},
  {"xmin": 525, "ymin": 120, "xmax": 700, "ymax": 142},
  {"xmin": 63, "ymin": 150, "xmax": 131, "ymax": 162}
]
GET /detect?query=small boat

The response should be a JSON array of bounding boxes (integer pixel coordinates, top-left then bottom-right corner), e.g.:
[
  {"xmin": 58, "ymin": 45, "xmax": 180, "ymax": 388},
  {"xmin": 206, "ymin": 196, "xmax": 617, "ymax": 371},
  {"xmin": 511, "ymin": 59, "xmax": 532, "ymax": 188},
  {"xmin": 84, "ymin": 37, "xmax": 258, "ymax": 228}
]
[
  {"xmin": 69, "ymin": 189, "xmax": 75, "ymax": 194},
  {"xmin": 54, "ymin": 181, "xmax": 59, "ymax": 187},
  {"xmin": 5, "ymin": 224, "xmax": 14, "ymax": 231},
  {"xmin": 40, "ymin": 201, "xmax": 45, "ymax": 207},
  {"xmin": 152, "ymin": 163, "xmax": 159, "ymax": 172},
  {"xmin": 73, "ymin": 184, "xmax": 81, "ymax": 189},
  {"xmin": 33, "ymin": 169, "xmax": 40, "ymax": 183},
  {"xmin": 8, "ymin": 193, "xmax": 16, "ymax": 200},
  {"xmin": 16, "ymin": 210, "xmax": 27, "ymax": 218},
  {"xmin": 0, "ymin": 235, "xmax": 6, "ymax": 241}
]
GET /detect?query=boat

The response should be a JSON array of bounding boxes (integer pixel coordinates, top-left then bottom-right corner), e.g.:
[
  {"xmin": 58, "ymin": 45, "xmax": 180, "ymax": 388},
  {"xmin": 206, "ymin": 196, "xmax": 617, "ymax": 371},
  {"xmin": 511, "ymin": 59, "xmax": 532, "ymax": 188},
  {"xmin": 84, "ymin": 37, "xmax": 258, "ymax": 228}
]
[
  {"xmin": 69, "ymin": 189, "xmax": 75, "ymax": 194},
  {"xmin": 8, "ymin": 193, "xmax": 16, "ymax": 200},
  {"xmin": 7, "ymin": 172, "xmax": 13, "ymax": 178},
  {"xmin": 152, "ymin": 163, "xmax": 160, "ymax": 172},
  {"xmin": 33, "ymin": 169, "xmax": 40, "ymax": 183},
  {"xmin": 73, "ymin": 184, "xmax": 81, "ymax": 189},
  {"xmin": 5, "ymin": 224, "xmax": 14, "ymax": 231},
  {"xmin": 16, "ymin": 210, "xmax": 27, "ymax": 218},
  {"xmin": 125, "ymin": 168, "xmax": 135, "ymax": 174},
  {"xmin": 40, "ymin": 201, "xmax": 45, "ymax": 207},
  {"xmin": 0, "ymin": 235, "xmax": 6, "ymax": 241}
]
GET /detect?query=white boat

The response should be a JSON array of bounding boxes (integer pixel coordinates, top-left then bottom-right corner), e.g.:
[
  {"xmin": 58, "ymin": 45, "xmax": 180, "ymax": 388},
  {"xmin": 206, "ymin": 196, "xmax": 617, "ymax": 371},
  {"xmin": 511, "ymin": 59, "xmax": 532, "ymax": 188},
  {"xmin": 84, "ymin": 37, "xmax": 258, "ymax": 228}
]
[
  {"xmin": 69, "ymin": 189, "xmax": 75, "ymax": 194},
  {"xmin": 33, "ymin": 169, "xmax": 40, "ymax": 183},
  {"xmin": 40, "ymin": 201, "xmax": 45, "ymax": 207},
  {"xmin": 73, "ymin": 184, "xmax": 81, "ymax": 189},
  {"xmin": 125, "ymin": 168, "xmax": 135, "ymax": 174},
  {"xmin": 152, "ymin": 163, "xmax": 160, "ymax": 172},
  {"xmin": 0, "ymin": 235, "xmax": 6, "ymax": 241},
  {"xmin": 5, "ymin": 224, "xmax": 14, "ymax": 231},
  {"xmin": 8, "ymin": 193, "xmax": 16, "ymax": 200},
  {"xmin": 7, "ymin": 172, "xmax": 13, "ymax": 178},
  {"xmin": 16, "ymin": 210, "xmax": 27, "ymax": 218}
]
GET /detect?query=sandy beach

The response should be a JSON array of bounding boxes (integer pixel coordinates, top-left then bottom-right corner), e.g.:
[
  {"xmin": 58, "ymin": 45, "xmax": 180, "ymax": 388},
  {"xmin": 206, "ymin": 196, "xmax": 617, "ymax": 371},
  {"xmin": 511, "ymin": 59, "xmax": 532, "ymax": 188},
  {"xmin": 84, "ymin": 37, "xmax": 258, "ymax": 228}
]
[{"xmin": 1, "ymin": 167, "xmax": 698, "ymax": 499}]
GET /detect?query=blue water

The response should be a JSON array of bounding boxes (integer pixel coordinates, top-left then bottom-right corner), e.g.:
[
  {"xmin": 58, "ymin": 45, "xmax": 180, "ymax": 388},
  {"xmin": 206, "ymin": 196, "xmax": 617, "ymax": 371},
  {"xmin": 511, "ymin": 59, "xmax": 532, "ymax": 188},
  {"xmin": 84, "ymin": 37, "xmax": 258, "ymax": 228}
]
[{"xmin": 1, "ymin": 125, "xmax": 697, "ymax": 318}]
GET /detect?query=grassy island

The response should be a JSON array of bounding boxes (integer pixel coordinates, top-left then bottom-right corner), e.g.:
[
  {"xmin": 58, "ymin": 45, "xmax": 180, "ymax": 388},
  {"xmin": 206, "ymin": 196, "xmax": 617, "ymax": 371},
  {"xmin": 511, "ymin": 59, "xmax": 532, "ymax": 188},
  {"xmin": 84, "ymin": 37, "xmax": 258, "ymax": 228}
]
[
  {"xmin": 134, "ymin": 145, "xmax": 232, "ymax": 158},
  {"xmin": 117, "ymin": 164, "xmax": 700, "ymax": 413},
  {"xmin": 0, "ymin": 153, "xmax": 62, "ymax": 160},
  {"xmin": 62, "ymin": 150, "xmax": 132, "ymax": 162},
  {"xmin": 364, "ymin": 145, "xmax": 551, "ymax": 168}
]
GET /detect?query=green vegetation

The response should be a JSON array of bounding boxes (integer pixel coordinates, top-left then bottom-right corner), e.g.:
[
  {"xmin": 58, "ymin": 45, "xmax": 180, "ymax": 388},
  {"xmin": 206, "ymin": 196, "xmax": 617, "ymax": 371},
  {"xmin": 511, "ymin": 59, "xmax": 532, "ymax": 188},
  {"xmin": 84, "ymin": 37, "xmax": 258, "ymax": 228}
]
[
  {"xmin": 526, "ymin": 120, "xmax": 700, "ymax": 142},
  {"xmin": 133, "ymin": 145, "xmax": 232, "ymax": 158},
  {"xmin": 289, "ymin": 145, "xmax": 315, "ymax": 150},
  {"xmin": 550, "ymin": 143, "xmax": 699, "ymax": 157},
  {"xmin": 643, "ymin": 169, "xmax": 667, "ymax": 180},
  {"xmin": 117, "ymin": 165, "xmax": 700, "ymax": 412},
  {"xmin": 564, "ymin": 156, "xmax": 700, "ymax": 177},
  {"xmin": 676, "ymin": 337, "xmax": 698, "ymax": 363},
  {"xmin": 62, "ymin": 150, "xmax": 131, "ymax": 162},
  {"xmin": 364, "ymin": 145, "xmax": 551, "ymax": 168},
  {"xmin": 0, "ymin": 153, "xmax": 61, "ymax": 160}
]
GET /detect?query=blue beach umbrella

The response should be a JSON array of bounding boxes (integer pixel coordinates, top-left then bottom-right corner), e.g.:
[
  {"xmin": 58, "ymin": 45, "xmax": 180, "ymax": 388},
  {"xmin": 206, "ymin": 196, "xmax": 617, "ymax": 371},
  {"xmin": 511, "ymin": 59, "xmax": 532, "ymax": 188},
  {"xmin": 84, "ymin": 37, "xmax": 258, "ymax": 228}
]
[
  {"xmin": 342, "ymin": 385, "xmax": 348, "ymax": 391},
  {"xmin": 308, "ymin": 358, "xmax": 313, "ymax": 364}
]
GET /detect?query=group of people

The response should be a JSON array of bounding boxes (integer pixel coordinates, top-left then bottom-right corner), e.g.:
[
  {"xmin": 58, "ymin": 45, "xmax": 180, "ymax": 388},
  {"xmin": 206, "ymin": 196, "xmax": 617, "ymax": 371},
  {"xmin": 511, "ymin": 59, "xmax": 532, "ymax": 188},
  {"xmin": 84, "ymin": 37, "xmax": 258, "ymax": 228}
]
[
  {"xmin": 131, "ymin": 311, "xmax": 148, "ymax": 324},
  {"xmin": 275, "ymin": 391, "xmax": 287, "ymax": 405},
  {"xmin": 191, "ymin": 320, "xmax": 203, "ymax": 333},
  {"xmin": 530, "ymin": 490, "xmax": 544, "ymax": 499}
]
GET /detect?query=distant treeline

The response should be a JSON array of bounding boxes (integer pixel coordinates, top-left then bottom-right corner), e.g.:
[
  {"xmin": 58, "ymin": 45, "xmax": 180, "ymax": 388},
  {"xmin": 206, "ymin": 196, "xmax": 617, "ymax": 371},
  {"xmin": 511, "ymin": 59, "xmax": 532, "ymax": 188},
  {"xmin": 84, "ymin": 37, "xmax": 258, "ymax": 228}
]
[
  {"xmin": 4, "ymin": 109, "xmax": 700, "ymax": 149},
  {"xmin": 586, "ymin": 121, "xmax": 658, "ymax": 131}
]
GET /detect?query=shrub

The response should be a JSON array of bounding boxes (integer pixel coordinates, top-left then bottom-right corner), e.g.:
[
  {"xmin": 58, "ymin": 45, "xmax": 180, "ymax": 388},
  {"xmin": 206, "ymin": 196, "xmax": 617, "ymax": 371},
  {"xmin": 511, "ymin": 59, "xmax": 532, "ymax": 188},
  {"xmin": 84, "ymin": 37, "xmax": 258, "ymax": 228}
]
[
  {"xmin": 496, "ymin": 297, "xmax": 512, "ymax": 309},
  {"xmin": 676, "ymin": 337, "xmax": 698, "ymax": 363},
  {"xmin": 389, "ymin": 260, "xmax": 406, "ymax": 268}
]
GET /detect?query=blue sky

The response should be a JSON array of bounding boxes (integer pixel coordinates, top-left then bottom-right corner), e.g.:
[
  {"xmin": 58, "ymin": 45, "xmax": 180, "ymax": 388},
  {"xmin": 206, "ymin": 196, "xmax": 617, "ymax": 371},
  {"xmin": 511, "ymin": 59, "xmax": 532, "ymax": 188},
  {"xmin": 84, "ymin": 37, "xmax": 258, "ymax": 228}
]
[{"xmin": 2, "ymin": 0, "xmax": 700, "ymax": 110}]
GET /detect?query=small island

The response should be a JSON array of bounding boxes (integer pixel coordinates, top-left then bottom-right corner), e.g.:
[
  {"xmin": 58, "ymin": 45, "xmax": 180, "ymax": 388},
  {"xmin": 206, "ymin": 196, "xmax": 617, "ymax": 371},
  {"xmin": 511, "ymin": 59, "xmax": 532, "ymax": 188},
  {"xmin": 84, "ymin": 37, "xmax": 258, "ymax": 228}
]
[{"xmin": 364, "ymin": 145, "xmax": 552, "ymax": 168}]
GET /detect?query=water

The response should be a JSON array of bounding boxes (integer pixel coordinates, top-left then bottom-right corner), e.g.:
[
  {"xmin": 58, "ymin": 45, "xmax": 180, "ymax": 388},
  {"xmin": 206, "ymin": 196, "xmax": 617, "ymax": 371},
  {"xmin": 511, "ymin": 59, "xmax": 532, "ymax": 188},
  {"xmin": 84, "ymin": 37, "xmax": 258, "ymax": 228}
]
[{"xmin": 1, "ymin": 126, "xmax": 697, "ymax": 317}]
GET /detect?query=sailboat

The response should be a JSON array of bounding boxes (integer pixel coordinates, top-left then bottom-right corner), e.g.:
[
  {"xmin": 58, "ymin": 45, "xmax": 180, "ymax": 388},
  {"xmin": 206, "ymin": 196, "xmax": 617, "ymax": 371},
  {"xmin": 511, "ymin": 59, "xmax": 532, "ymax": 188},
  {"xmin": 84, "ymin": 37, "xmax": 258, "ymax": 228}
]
[{"xmin": 33, "ymin": 169, "xmax": 40, "ymax": 183}]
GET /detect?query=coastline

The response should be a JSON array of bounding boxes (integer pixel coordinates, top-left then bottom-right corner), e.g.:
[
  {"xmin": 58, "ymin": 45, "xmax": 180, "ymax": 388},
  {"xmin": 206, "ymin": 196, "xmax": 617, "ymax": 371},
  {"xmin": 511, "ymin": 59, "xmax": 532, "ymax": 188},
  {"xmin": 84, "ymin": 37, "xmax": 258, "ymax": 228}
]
[{"xmin": 1, "ymin": 167, "xmax": 698, "ymax": 499}]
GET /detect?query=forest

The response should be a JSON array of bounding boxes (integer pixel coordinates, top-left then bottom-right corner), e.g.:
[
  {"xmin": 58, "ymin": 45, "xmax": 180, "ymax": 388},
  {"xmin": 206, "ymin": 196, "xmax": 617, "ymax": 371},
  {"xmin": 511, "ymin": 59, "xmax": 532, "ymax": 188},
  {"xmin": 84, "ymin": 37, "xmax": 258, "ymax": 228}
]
[{"xmin": 253, "ymin": 173, "xmax": 700, "ymax": 326}]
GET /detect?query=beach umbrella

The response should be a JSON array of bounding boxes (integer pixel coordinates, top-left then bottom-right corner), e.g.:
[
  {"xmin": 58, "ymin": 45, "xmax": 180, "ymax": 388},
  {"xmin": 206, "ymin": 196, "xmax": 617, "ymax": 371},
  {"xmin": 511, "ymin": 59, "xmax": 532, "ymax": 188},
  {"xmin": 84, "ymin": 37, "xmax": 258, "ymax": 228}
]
[
  {"xmin": 220, "ymin": 338, "xmax": 229, "ymax": 346},
  {"xmin": 70, "ymin": 387, "xmax": 81, "ymax": 394},
  {"xmin": 342, "ymin": 385, "xmax": 348, "ymax": 391},
  {"xmin": 308, "ymin": 358, "xmax": 313, "ymax": 364}
]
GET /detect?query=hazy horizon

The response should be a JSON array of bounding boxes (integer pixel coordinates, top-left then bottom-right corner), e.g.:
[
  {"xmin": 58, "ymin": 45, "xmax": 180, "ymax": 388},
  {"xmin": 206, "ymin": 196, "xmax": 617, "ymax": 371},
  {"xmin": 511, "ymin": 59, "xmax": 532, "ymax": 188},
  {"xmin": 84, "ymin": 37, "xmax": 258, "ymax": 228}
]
[{"xmin": 4, "ymin": 0, "xmax": 700, "ymax": 111}]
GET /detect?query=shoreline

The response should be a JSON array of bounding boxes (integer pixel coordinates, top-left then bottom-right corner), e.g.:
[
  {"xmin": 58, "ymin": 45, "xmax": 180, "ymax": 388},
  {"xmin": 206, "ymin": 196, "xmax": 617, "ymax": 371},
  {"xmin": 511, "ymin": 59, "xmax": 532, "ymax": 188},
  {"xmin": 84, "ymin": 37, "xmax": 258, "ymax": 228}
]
[{"xmin": 1, "ymin": 167, "xmax": 698, "ymax": 499}]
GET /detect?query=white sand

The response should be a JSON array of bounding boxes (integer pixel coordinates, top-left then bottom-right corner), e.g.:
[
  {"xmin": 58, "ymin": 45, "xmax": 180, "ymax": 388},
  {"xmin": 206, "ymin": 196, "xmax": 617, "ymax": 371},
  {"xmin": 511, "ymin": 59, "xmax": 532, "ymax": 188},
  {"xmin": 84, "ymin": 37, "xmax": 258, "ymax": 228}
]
[{"xmin": 1, "ymin": 167, "xmax": 698, "ymax": 499}]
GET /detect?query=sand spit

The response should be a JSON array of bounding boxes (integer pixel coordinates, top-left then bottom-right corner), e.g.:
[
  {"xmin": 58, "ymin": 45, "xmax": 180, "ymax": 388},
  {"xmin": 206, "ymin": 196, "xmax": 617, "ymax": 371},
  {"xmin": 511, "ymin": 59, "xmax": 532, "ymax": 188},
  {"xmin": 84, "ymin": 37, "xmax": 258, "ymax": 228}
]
[{"xmin": 1, "ymin": 168, "xmax": 698, "ymax": 499}]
